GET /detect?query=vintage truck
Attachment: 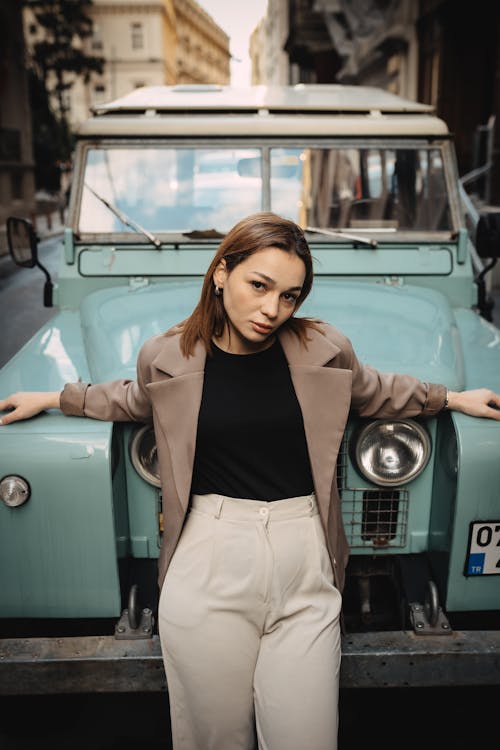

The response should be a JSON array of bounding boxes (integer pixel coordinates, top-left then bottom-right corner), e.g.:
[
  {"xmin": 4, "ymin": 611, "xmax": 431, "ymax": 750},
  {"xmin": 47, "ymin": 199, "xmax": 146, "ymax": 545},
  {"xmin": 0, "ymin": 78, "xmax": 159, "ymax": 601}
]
[{"xmin": 1, "ymin": 84, "xmax": 499, "ymax": 694}]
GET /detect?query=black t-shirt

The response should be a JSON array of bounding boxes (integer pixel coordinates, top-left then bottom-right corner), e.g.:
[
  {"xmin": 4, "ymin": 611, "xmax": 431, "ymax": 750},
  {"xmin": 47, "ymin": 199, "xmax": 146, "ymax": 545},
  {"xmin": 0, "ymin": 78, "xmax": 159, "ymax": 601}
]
[{"xmin": 190, "ymin": 339, "xmax": 314, "ymax": 500}]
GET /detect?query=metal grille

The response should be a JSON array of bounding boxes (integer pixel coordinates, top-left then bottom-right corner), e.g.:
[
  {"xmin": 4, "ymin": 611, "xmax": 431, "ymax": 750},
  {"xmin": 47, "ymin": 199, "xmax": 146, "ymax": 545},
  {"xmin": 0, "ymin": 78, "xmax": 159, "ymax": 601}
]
[{"xmin": 337, "ymin": 432, "xmax": 409, "ymax": 548}]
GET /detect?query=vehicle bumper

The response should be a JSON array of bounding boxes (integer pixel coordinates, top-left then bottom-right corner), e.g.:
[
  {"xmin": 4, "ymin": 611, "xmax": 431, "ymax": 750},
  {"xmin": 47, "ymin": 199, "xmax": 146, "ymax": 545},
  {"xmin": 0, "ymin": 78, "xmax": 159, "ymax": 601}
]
[{"xmin": 1, "ymin": 630, "xmax": 499, "ymax": 694}]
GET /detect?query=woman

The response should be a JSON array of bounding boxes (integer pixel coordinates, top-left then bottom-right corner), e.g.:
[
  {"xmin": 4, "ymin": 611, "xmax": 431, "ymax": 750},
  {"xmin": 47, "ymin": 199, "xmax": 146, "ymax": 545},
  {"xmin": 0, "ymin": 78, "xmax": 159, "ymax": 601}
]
[{"xmin": 1, "ymin": 212, "xmax": 500, "ymax": 750}]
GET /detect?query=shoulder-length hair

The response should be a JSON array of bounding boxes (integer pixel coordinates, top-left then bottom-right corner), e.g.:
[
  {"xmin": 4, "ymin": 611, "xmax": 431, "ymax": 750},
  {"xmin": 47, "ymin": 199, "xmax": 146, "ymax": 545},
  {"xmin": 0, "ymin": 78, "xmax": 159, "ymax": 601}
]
[{"xmin": 178, "ymin": 212, "xmax": 321, "ymax": 356}]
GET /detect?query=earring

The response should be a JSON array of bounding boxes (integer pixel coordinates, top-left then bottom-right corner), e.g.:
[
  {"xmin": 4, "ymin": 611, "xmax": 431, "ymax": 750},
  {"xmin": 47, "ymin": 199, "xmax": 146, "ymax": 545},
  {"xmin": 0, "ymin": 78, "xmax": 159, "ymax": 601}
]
[{"xmin": 214, "ymin": 285, "xmax": 222, "ymax": 296}]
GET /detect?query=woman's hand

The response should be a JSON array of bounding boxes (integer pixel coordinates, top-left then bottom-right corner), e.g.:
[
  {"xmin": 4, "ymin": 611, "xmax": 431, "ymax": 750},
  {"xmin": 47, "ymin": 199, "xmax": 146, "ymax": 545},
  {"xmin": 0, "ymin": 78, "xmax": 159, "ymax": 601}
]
[
  {"xmin": 0, "ymin": 392, "xmax": 61, "ymax": 425},
  {"xmin": 447, "ymin": 389, "xmax": 500, "ymax": 420}
]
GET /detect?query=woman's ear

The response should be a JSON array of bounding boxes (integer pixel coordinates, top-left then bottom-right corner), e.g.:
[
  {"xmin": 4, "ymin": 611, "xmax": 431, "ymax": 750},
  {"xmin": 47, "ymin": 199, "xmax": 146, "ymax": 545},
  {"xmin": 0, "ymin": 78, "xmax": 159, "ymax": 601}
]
[{"xmin": 213, "ymin": 259, "xmax": 227, "ymax": 289}]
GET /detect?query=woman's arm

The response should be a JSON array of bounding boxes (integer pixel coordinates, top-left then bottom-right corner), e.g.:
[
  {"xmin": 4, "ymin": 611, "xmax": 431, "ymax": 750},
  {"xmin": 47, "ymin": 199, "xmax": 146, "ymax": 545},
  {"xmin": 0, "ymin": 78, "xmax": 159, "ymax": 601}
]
[
  {"xmin": 0, "ymin": 378, "xmax": 153, "ymax": 426},
  {"xmin": 338, "ymin": 332, "xmax": 500, "ymax": 421},
  {"xmin": 0, "ymin": 392, "xmax": 61, "ymax": 425},
  {"xmin": 0, "ymin": 335, "xmax": 162, "ymax": 426}
]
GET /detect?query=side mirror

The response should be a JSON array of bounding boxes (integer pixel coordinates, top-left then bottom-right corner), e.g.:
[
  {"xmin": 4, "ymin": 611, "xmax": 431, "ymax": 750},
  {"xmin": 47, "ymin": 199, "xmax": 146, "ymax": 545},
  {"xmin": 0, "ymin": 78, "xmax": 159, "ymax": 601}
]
[
  {"xmin": 476, "ymin": 211, "xmax": 500, "ymax": 258},
  {"xmin": 6, "ymin": 216, "xmax": 38, "ymax": 268},
  {"xmin": 6, "ymin": 216, "xmax": 53, "ymax": 307}
]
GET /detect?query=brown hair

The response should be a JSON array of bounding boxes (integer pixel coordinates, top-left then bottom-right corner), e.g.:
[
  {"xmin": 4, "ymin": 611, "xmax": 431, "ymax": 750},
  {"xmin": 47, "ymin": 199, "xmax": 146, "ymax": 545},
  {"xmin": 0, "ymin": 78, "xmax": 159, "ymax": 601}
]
[{"xmin": 178, "ymin": 212, "xmax": 321, "ymax": 356}]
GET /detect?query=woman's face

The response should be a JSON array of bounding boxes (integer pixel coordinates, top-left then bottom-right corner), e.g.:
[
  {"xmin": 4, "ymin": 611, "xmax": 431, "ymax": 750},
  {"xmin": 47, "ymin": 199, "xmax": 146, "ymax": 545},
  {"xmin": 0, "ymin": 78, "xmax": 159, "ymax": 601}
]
[{"xmin": 213, "ymin": 246, "xmax": 306, "ymax": 354}]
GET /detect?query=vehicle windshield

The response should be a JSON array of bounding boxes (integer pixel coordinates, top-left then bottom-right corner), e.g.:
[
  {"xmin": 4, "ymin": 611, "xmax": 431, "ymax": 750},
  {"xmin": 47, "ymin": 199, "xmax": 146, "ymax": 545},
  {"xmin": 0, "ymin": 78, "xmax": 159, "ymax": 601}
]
[{"xmin": 78, "ymin": 144, "xmax": 453, "ymax": 236}]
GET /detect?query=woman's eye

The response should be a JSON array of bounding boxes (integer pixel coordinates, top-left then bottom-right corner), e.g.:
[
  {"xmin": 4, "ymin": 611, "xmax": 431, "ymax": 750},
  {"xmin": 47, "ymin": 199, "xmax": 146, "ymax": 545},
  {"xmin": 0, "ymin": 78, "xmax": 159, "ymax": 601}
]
[
  {"xmin": 283, "ymin": 293, "xmax": 298, "ymax": 303},
  {"xmin": 251, "ymin": 281, "xmax": 265, "ymax": 290}
]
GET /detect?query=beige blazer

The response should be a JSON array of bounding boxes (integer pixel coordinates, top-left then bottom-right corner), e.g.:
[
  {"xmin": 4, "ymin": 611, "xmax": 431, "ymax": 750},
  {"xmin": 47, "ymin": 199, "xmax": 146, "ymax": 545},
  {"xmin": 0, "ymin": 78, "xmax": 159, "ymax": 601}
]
[{"xmin": 61, "ymin": 322, "xmax": 446, "ymax": 593}]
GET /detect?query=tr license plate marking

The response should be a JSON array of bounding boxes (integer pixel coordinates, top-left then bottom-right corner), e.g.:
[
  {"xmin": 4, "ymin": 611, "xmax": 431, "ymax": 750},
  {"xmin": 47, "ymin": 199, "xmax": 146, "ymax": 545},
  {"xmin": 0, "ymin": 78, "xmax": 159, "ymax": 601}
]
[{"xmin": 466, "ymin": 521, "xmax": 500, "ymax": 575}]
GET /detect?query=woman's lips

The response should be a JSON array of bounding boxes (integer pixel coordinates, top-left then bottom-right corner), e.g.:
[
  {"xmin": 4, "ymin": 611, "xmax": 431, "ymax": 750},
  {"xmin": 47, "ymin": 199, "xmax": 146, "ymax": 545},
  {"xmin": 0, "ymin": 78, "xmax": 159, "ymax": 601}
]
[{"xmin": 251, "ymin": 322, "xmax": 273, "ymax": 335}]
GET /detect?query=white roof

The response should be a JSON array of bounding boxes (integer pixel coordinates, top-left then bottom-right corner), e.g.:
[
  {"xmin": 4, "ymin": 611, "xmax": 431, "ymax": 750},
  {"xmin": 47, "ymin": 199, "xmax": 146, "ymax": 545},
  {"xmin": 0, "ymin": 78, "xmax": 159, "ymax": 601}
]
[
  {"xmin": 93, "ymin": 84, "xmax": 434, "ymax": 115},
  {"xmin": 79, "ymin": 84, "xmax": 448, "ymax": 138}
]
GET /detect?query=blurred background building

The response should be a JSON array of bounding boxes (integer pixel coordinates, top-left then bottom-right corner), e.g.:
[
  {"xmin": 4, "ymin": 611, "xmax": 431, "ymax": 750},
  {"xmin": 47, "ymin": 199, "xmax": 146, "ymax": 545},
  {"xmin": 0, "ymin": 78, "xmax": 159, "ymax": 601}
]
[
  {"xmin": 1, "ymin": 0, "xmax": 500, "ymax": 269},
  {"xmin": 250, "ymin": 0, "xmax": 500, "ymax": 213},
  {"xmin": 0, "ymin": 1, "xmax": 36, "ymax": 230},
  {"xmin": 24, "ymin": 0, "xmax": 231, "ymax": 130},
  {"xmin": 0, "ymin": 0, "xmax": 230, "ymax": 254}
]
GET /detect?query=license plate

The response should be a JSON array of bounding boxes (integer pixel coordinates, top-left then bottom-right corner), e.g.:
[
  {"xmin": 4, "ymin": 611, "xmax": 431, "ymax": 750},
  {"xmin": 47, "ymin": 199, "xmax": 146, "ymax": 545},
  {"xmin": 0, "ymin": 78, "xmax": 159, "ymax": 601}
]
[{"xmin": 465, "ymin": 521, "xmax": 500, "ymax": 575}]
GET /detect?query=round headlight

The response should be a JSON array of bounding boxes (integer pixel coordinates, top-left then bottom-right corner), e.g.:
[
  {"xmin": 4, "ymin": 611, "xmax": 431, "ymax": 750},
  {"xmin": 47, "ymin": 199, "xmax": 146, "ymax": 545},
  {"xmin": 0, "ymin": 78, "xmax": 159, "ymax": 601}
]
[
  {"xmin": 129, "ymin": 425, "xmax": 161, "ymax": 487},
  {"xmin": 353, "ymin": 420, "xmax": 431, "ymax": 486},
  {"xmin": 0, "ymin": 475, "xmax": 31, "ymax": 507}
]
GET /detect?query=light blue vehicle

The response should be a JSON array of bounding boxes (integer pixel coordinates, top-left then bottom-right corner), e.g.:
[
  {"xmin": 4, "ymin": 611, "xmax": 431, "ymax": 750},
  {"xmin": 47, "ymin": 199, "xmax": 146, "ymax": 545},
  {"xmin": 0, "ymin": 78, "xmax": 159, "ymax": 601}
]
[{"xmin": 1, "ymin": 84, "xmax": 500, "ymax": 694}]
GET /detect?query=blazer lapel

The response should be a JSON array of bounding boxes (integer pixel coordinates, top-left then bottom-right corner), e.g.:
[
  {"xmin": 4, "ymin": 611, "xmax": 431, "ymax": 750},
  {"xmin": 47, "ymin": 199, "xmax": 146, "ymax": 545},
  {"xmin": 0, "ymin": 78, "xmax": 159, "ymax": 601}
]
[
  {"xmin": 280, "ymin": 328, "xmax": 352, "ymax": 528},
  {"xmin": 147, "ymin": 337, "xmax": 206, "ymax": 514}
]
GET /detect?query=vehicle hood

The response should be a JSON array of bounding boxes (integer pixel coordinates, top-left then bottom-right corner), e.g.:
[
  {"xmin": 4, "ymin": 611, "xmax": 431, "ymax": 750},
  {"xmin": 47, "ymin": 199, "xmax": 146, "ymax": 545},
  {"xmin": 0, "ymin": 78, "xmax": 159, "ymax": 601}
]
[{"xmin": 80, "ymin": 279, "xmax": 465, "ymax": 389}]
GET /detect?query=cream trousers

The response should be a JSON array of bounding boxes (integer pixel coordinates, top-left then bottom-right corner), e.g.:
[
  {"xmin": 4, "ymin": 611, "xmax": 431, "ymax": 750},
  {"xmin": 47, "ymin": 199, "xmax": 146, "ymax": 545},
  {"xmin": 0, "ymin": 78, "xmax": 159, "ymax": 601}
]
[{"xmin": 158, "ymin": 492, "xmax": 342, "ymax": 750}]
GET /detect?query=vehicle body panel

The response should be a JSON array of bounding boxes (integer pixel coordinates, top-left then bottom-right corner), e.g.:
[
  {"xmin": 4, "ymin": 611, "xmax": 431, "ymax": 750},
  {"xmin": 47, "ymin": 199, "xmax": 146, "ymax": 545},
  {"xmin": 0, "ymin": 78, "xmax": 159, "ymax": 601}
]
[{"xmin": 1, "ymin": 84, "xmax": 499, "ymax": 692}]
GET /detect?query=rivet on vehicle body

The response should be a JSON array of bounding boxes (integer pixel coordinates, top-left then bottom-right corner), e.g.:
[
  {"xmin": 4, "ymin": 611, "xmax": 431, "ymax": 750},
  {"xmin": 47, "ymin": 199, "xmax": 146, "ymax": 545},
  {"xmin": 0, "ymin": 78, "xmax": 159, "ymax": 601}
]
[
  {"xmin": 416, "ymin": 622, "xmax": 424, "ymax": 629},
  {"xmin": 143, "ymin": 626, "xmax": 151, "ymax": 633},
  {"xmin": 442, "ymin": 623, "xmax": 450, "ymax": 629},
  {"xmin": 116, "ymin": 626, "xmax": 125, "ymax": 633}
]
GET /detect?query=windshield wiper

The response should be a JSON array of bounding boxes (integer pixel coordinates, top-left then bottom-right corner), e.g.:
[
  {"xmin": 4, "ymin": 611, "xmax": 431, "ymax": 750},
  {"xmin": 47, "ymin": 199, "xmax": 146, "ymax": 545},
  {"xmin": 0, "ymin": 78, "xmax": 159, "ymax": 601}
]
[
  {"xmin": 84, "ymin": 182, "xmax": 162, "ymax": 249},
  {"xmin": 305, "ymin": 226, "xmax": 378, "ymax": 248}
]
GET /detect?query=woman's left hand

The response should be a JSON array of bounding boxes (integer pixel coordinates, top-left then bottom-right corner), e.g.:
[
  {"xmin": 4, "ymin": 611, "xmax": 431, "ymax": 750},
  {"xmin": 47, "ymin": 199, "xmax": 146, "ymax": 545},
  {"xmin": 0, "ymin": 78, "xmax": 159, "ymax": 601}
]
[{"xmin": 447, "ymin": 389, "xmax": 500, "ymax": 420}]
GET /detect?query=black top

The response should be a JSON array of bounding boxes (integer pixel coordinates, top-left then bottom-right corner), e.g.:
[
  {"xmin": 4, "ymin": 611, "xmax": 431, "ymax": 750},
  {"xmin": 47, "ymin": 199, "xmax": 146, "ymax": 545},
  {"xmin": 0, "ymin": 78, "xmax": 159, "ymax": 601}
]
[{"xmin": 190, "ymin": 339, "xmax": 314, "ymax": 501}]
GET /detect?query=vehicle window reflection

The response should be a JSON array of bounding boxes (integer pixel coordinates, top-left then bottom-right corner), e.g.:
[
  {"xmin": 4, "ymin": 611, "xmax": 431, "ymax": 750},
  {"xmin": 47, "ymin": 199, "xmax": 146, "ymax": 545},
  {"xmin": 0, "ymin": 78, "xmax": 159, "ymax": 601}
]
[{"xmin": 79, "ymin": 144, "xmax": 453, "ymax": 236}]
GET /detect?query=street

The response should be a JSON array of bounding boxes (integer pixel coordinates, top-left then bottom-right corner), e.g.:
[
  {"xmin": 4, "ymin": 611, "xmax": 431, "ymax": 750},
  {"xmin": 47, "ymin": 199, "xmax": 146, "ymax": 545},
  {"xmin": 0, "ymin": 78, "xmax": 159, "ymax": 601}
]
[
  {"xmin": 0, "ymin": 234, "xmax": 60, "ymax": 369},
  {"xmin": 1, "ymin": 685, "xmax": 500, "ymax": 749}
]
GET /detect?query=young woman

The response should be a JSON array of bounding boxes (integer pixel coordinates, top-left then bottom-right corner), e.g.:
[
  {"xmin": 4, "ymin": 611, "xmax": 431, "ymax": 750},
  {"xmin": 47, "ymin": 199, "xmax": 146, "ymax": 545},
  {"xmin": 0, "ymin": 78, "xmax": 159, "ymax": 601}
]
[{"xmin": 1, "ymin": 212, "xmax": 500, "ymax": 750}]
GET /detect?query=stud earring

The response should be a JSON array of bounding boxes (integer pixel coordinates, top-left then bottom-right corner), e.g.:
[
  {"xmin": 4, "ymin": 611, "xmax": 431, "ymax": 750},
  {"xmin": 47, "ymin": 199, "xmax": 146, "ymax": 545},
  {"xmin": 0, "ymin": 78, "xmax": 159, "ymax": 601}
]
[{"xmin": 214, "ymin": 285, "xmax": 222, "ymax": 296}]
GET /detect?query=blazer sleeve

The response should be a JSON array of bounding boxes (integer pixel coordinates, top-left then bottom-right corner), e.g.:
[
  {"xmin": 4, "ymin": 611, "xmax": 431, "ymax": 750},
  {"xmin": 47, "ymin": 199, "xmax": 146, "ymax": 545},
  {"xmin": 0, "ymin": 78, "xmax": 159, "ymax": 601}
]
[
  {"xmin": 59, "ymin": 337, "xmax": 158, "ymax": 423},
  {"xmin": 339, "ymin": 335, "xmax": 446, "ymax": 418}
]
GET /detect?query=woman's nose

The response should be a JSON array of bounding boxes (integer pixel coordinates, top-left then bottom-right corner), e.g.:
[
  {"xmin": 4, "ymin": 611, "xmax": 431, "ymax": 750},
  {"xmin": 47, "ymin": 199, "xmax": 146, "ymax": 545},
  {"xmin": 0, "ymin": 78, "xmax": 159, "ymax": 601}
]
[{"xmin": 261, "ymin": 294, "xmax": 280, "ymax": 319}]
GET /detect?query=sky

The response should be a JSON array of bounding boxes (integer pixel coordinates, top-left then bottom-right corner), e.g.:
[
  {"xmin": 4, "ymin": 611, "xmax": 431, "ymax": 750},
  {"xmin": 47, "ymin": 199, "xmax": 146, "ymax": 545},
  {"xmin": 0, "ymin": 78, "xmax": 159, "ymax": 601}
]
[{"xmin": 197, "ymin": 0, "xmax": 269, "ymax": 86}]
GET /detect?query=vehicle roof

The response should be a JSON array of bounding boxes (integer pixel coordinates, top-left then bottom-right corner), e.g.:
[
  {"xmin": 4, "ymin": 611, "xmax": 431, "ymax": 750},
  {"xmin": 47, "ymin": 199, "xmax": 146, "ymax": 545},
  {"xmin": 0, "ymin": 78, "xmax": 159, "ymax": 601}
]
[
  {"xmin": 93, "ymin": 84, "xmax": 434, "ymax": 114},
  {"xmin": 78, "ymin": 84, "xmax": 449, "ymax": 137}
]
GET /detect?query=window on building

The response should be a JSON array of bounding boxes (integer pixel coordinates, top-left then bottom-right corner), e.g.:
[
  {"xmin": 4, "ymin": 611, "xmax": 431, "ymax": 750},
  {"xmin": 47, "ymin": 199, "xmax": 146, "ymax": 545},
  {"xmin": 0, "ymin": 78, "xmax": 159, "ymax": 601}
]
[
  {"xmin": 131, "ymin": 22, "xmax": 144, "ymax": 50},
  {"xmin": 93, "ymin": 84, "xmax": 107, "ymax": 104},
  {"xmin": 0, "ymin": 128, "xmax": 21, "ymax": 161},
  {"xmin": 11, "ymin": 172, "xmax": 23, "ymax": 201},
  {"xmin": 61, "ymin": 90, "xmax": 71, "ymax": 114},
  {"xmin": 92, "ymin": 24, "xmax": 103, "ymax": 51}
]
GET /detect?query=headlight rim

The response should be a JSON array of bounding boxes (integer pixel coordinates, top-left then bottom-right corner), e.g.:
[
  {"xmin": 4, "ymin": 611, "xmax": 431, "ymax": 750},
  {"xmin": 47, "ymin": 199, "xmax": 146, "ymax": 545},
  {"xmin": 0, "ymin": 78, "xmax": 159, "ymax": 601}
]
[
  {"xmin": 129, "ymin": 424, "xmax": 161, "ymax": 488},
  {"xmin": 0, "ymin": 474, "xmax": 32, "ymax": 508},
  {"xmin": 352, "ymin": 418, "xmax": 432, "ymax": 487}
]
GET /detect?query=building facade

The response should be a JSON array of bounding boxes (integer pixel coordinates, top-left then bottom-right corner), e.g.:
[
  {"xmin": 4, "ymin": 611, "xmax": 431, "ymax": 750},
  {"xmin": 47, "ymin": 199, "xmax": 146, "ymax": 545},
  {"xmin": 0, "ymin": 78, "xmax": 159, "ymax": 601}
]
[
  {"xmin": 174, "ymin": 0, "xmax": 230, "ymax": 84},
  {"xmin": 250, "ymin": 0, "xmax": 290, "ymax": 85},
  {"xmin": 0, "ymin": 0, "xmax": 36, "ymax": 253},
  {"xmin": 24, "ymin": 0, "xmax": 231, "ymax": 130},
  {"xmin": 252, "ymin": 0, "xmax": 500, "ymax": 198},
  {"xmin": 250, "ymin": 0, "xmax": 500, "ymax": 288}
]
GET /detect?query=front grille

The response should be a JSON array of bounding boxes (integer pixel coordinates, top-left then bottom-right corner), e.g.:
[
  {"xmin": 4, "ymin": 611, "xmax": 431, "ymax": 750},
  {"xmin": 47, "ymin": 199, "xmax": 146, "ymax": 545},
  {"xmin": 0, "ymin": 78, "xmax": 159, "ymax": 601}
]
[{"xmin": 337, "ymin": 433, "xmax": 409, "ymax": 548}]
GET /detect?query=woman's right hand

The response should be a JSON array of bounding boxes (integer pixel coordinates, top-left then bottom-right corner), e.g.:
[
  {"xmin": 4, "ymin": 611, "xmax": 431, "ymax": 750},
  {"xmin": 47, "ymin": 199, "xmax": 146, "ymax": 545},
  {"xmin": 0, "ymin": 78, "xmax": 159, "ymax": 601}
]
[{"xmin": 0, "ymin": 392, "xmax": 61, "ymax": 425}]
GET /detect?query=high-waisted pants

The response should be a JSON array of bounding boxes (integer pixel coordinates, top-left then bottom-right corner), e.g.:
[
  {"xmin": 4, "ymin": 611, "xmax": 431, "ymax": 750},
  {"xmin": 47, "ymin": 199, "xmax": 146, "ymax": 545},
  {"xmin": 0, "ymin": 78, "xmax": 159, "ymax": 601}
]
[{"xmin": 158, "ymin": 492, "xmax": 342, "ymax": 750}]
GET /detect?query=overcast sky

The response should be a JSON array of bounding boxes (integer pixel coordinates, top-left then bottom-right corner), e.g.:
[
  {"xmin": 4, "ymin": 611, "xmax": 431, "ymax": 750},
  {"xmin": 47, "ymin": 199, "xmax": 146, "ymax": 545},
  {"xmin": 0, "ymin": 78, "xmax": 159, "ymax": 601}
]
[{"xmin": 198, "ymin": 0, "xmax": 269, "ymax": 85}]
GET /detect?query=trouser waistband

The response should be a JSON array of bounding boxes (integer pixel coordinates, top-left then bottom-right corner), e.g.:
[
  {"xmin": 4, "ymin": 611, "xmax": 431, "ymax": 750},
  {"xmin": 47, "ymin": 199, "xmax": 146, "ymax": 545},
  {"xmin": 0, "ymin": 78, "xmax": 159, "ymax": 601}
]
[{"xmin": 190, "ymin": 492, "xmax": 318, "ymax": 521}]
